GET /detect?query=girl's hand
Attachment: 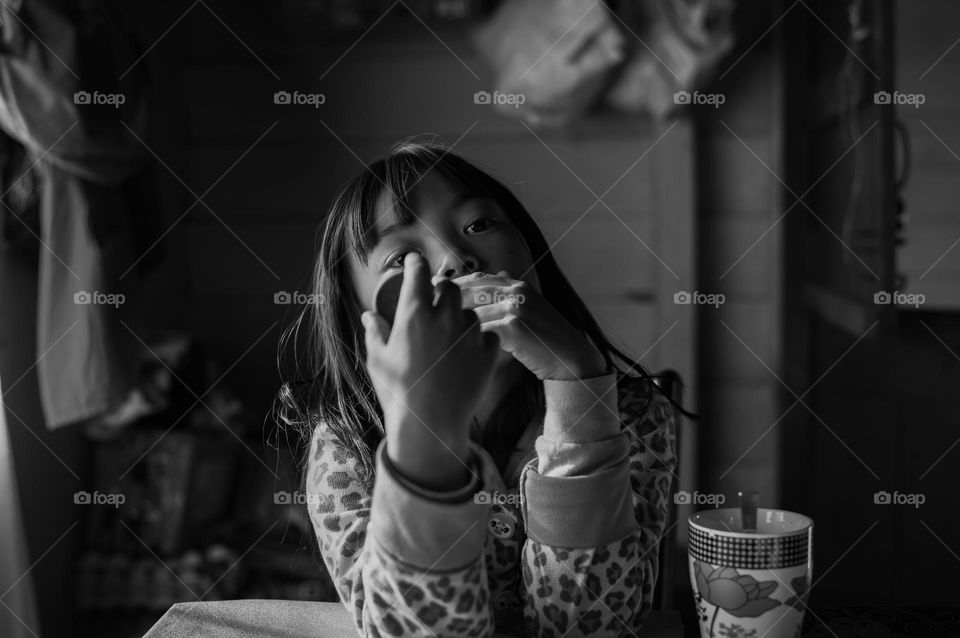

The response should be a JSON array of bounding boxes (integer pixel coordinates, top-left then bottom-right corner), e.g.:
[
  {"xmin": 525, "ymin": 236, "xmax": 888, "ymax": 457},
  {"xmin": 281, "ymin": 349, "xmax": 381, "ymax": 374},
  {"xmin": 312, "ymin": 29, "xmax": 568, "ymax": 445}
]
[
  {"xmin": 456, "ymin": 271, "xmax": 609, "ymax": 381},
  {"xmin": 363, "ymin": 253, "xmax": 501, "ymax": 465}
]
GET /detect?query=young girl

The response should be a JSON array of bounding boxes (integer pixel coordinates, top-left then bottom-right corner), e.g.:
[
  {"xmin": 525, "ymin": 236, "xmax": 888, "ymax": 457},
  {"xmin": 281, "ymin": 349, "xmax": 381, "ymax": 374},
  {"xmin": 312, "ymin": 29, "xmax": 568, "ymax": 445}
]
[{"xmin": 276, "ymin": 140, "xmax": 679, "ymax": 637}]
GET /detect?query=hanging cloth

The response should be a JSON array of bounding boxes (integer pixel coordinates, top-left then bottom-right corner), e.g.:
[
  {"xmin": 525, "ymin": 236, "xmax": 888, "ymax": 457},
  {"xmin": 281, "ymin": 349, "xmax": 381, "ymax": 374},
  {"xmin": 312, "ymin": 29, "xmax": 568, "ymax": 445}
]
[
  {"xmin": 472, "ymin": 0, "xmax": 627, "ymax": 128},
  {"xmin": 0, "ymin": 0, "xmax": 162, "ymax": 429}
]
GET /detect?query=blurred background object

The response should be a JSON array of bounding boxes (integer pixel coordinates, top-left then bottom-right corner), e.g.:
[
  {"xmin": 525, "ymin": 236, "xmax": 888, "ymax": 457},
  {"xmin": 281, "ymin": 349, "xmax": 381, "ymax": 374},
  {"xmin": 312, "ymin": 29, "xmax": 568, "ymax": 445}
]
[
  {"xmin": 605, "ymin": 0, "xmax": 737, "ymax": 117},
  {"xmin": 472, "ymin": 0, "xmax": 627, "ymax": 128},
  {"xmin": 472, "ymin": 0, "xmax": 738, "ymax": 126},
  {"xmin": 0, "ymin": 0, "xmax": 162, "ymax": 433}
]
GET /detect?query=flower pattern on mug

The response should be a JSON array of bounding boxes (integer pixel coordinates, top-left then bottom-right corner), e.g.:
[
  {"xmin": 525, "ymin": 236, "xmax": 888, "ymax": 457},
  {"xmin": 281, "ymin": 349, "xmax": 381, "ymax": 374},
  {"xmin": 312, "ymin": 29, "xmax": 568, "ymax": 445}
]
[
  {"xmin": 693, "ymin": 560, "xmax": 782, "ymax": 618},
  {"xmin": 718, "ymin": 622, "xmax": 758, "ymax": 637},
  {"xmin": 783, "ymin": 575, "xmax": 808, "ymax": 611}
]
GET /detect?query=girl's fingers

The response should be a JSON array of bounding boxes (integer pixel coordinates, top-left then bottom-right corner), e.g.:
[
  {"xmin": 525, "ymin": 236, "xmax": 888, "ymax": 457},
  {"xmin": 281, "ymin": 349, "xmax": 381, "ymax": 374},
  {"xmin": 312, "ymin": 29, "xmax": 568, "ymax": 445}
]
[
  {"xmin": 361, "ymin": 310, "xmax": 390, "ymax": 349},
  {"xmin": 398, "ymin": 252, "xmax": 432, "ymax": 312},
  {"xmin": 473, "ymin": 306, "xmax": 518, "ymax": 339},
  {"xmin": 461, "ymin": 308, "xmax": 482, "ymax": 333},
  {"xmin": 433, "ymin": 278, "xmax": 462, "ymax": 315},
  {"xmin": 476, "ymin": 317, "xmax": 515, "ymax": 356},
  {"xmin": 481, "ymin": 328, "xmax": 501, "ymax": 354},
  {"xmin": 470, "ymin": 302, "xmax": 506, "ymax": 322},
  {"xmin": 469, "ymin": 297, "xmax": 523, "ymax": 322},
  {"xmin": 480, "ymin": 317, "xmax": 510, "ymax": 339}
]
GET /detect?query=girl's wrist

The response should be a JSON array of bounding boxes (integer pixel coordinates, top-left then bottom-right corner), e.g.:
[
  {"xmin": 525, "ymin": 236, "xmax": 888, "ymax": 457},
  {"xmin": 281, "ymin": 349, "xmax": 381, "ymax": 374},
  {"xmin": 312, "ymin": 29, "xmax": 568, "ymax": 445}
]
[
  {"xmin": 385, "ymin": 424, "xmax": 473, "ymax": 491},
  {"xmin": 386, "ymin": 442, "xmax": 474, "ymax": 492},
  {"xmin": 549, "ymin": 347, "xmax": 609, "ymax": 380},
  {"xmin": 385, "ymin": 414, "xmax": 471, "ymax": 453}
]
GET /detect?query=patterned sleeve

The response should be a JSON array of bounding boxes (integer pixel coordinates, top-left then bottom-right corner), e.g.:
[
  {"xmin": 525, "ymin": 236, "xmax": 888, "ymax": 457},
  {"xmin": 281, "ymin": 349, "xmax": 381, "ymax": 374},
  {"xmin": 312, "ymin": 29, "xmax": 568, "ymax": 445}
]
[
  {"xmin": 305, "ymin": 423, "xmax": 499, "ymax": 637},
  {"xmin": 517, "ymin": 372, "xmax": 678, "ymax": 637}
]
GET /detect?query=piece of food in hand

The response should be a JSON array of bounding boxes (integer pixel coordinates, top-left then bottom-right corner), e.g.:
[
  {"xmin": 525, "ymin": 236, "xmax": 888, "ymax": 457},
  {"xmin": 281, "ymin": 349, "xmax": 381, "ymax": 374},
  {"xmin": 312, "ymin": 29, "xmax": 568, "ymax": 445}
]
[
  {"xmin": 453, "ymin": 271, "xmax": 516, "ymax": 310},
  {"xmin": 374, "ymin": 269, "xmax": 513, "ymax": 326}
]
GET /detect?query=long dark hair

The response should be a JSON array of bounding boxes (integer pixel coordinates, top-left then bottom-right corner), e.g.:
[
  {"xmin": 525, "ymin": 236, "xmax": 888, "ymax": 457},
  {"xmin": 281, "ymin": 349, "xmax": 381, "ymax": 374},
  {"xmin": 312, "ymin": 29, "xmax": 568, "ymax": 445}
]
[{"xmin": 273, "ymin": 139, "xmax": 687, "ymax": 487}]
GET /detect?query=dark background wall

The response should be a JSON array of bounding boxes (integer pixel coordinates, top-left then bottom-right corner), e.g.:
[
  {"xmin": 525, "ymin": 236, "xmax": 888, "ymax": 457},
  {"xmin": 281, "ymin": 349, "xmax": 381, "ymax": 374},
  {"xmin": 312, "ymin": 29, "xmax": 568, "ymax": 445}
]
[
  {"xmin": 895, "ymin": 0, "xmax": 960, "ymax": 308},
  {"xmin": 778, "ymin": 0, "xmax": 960, "ymax": 607}
]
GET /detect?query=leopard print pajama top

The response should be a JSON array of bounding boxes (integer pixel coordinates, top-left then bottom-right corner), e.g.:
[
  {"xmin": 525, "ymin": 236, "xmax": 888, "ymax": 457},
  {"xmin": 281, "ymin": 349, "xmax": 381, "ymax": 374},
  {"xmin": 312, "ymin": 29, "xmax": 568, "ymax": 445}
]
[{"xmin": 306, "ymin": 370, "xmax": 678, "ymax": 637}]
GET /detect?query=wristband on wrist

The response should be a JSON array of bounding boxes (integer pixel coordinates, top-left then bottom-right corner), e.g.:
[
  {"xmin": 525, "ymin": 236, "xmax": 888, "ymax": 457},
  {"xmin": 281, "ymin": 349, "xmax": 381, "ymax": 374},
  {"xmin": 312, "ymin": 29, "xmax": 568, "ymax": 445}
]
[{"xmin": 381, "ymin": 445, "xmax": 481, "ymax": 504}]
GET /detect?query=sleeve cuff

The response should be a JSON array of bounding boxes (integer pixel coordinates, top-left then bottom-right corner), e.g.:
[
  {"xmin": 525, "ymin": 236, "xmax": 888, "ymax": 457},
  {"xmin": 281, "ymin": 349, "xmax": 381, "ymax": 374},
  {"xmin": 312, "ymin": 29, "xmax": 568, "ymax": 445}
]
[
  {"xmin": 541, "ymin": 371, "xmax": 619, "ymax": 443},
  {"xmin": 520, "ymin": 458, "xmax": 638, "ymax": 548},
  {"xmin": 370, "ymin": 438, "xmax": 493, "ymax": 571},
  {"xmin": 535, "ymin": 431, "xmax": 630, "ymax": 477}
]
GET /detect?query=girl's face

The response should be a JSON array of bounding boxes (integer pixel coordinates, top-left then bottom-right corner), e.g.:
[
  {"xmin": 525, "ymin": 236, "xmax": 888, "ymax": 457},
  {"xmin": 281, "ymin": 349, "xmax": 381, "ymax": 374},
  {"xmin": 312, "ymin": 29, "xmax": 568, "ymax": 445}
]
[{"xmin": 348, "ymin": 172, "xmax": 542, "ymax": 314}]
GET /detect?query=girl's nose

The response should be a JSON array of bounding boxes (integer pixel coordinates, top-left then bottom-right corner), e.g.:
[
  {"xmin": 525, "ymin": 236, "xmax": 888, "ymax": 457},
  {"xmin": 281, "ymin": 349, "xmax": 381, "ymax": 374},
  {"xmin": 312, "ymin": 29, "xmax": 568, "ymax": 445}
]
[{"xmin": 434, "ymin": 257, "xmax": 477, "ymax": 282}]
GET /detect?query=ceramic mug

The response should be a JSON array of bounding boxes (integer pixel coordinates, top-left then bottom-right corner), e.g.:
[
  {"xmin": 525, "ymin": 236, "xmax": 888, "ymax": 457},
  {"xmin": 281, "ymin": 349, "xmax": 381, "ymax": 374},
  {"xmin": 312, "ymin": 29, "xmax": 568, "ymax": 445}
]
[{"xmin": 688, "ymin": 508, "xmax": 813, "ymax": 638}]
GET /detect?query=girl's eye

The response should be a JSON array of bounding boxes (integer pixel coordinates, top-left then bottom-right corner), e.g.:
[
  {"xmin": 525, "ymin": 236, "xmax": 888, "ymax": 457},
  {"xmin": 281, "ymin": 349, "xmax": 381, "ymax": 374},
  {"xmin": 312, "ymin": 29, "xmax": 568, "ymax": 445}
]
[
  {"xmin": 466, "ymin": 218, "xmax": 497, "ymax": 233},
  {"xmin": 386, "ymin": 250, "xmax": 418, "ymax": 269}
]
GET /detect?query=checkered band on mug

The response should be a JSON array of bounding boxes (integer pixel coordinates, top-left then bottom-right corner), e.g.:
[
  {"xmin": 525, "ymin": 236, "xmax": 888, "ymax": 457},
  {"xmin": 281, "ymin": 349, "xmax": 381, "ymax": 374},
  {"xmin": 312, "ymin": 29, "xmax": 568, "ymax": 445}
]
[{"xmin": 688, "ymin": 524, "xmax": 811, "ymax": 569}]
